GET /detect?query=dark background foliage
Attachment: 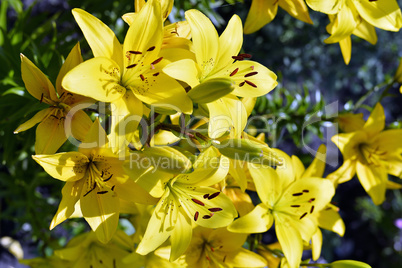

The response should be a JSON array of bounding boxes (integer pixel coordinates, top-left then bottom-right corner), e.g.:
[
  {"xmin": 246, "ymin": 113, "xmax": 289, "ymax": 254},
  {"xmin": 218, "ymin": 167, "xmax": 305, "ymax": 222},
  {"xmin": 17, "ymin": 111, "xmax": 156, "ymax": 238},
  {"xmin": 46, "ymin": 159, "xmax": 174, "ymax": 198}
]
[{"xmin": 0, "ymin": 0, "xmax": 402, "ymax": 267}]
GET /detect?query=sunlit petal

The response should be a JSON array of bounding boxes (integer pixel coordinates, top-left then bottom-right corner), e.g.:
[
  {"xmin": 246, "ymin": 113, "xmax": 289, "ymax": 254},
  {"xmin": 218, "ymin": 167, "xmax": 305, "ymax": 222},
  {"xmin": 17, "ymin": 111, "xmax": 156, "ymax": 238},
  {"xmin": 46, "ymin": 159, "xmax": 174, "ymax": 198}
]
[
  {"xmin": 56, "ymin": 43, "xmax": 83, "ymax": 95},
  {"xmin": 228, "ymin": 203, "xmax": 273, "ymax": 233},
  {"xmin": 14, "ymin": 109, "xmax": 50, "ymax": 134},
  {"xmin": 244, "ymin": 0, "xmax": 278, "ymax": 34}
]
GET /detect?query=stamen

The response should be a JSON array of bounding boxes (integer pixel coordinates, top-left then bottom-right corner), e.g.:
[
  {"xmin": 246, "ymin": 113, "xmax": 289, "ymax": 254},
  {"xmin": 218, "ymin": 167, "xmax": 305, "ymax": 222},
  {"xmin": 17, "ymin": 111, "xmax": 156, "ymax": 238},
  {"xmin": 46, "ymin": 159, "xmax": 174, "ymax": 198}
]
[
  {"xmin": 232, "ymin": 56, "xmax": 244, "ymax": 61},
  {"xmin": 59, "ymin": 92, "xmax": 65, "ymax": 99},
  {"xmin": 245, "ymin": 71, "xmax": 258, "ymax": 77},
  {"xmin": 203, "ymin": 193, "xmax": 210, "ymax": 199},
  {"xmin": 111, "ymin": 185, "xmax": 115, "ymax": 191},
  {"xmin": 208, "ymin": 208, "xmax": 222, "ymax": 212},
  {"xmin": 126, "ymin": 63, "xmax": 137, "ymax": 69},
  {"xmin": 302, "ymin": 189, "xmax": 309, "ymax": 193},
  {"xmin": 239, "ymin": 53, "xmax": 252, "ymax": 58},
  {"xmin": 250, "ymin": 66, "xmax": 254, "ymax": 70},
  {"xmin": 192, "ymin": 198, "xmax": 205, "ymax": 206},
  {"xmin": 101, "ymin": 171, "xmax": 104, "ymax": 177},
  {"xmin": 40, "ymin": 93, "xmax": 44, "ymax": 103},
  {"xmin": 67, "ymin": 93, "xmax": 73, "ymax": 96},
  {"xmin": 292, "ymin": 192, "xmax": 303, "ymax": 196},
  {"xmin": 299, "ymin": 212, "xmax": 307, "ymax": 220},
  {"xmin": 230, "ymin": 68, "xmax": 239, "ymax": 76},
  {"xmin": 239, "ymin": 81, "xmax": 245, "ymax": 87},
  {"xmin": 206, "ymin": 256, "xmax": 211, "ymax": 262},
  {"xmin": 203, "ymin": 214, "xmax": 212, "ymax": 219},
  {"xmin": 83, "ymin": 182, "xmax": 96, "ymax": 197},
  {"xmin": 140, "ymin": 74, "xmax": 145, "ymax": 81},
  {"xmin": 211, "ymin": 247, "xmax": 215, "ymax": 252},
  {"xmin": 208, "ymin": 192, "xmax": 220, "ymax": 200},
  {"xmin": 129, "ymin": 51, "xmax": 142, "ymax": 54},
  {"xmin": 310, "ymin": 206, "xmax": 315, "ymax": 214},
  {"xmin": 147, "ymin": 46, "xmax": 156, "ymax": 51},
  {"xmin": 151, "ymin": 57, "xmax": 163, "ymax": 65},
  {"xmin": 245, "ymin": 80, "xmax": 257, "ymax": 88},
  {"xmin": 50, "ymin": 115, "xmax": 59, "ymax": 119},
  {"xmin": 153, "ymin": 72, "xmax": 160, "ymax": 76},
  {"xmin": 194, "ymin": 211, "xmax": 199, "ymax": 221},
  {"xmin": 291, "ymin": 205, "xmax": 300, "ymax": 208},
  {"xmin": 97, "ymin": 191, "xmax": 108, "ymax": 194},
  {"xmin": 223, "ymin": 255, "xmax": 227, "ymax": 263},
  {"xmin": 309, "ymin": 198, "xmax": 316, "ymax": 203},
  {"xmin": 103, "ymin": 174, "xmax": 113, "ymax": 182}
]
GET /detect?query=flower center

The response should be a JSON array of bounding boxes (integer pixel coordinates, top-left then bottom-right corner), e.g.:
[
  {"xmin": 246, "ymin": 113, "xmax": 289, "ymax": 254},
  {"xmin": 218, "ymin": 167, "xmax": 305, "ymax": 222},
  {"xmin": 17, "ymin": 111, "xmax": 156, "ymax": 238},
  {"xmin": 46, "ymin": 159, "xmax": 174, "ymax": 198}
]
[{"xmin": 358, "ymin": 143, "xmax": 386, "ymax": 167}]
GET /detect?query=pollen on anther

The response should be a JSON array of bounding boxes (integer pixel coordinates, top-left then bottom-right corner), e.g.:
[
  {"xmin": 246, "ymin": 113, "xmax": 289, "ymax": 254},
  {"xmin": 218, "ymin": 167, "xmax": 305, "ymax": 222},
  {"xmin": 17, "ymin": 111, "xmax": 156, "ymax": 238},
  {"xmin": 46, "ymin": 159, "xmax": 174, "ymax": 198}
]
[
  {"xmin": 291, "ymin": 205, "xmax": 300, "ymax": 208},
  {"xmin": 97, "ymin": 191, "xmax": 108, "ymax": 194},
  {"xmin": 126, "ymin": 63, "xmax": 137, "ymax": 69},
  {"xmin": 239, "ymin": 53, "xmax": 252, "ymax": 58},
  {"xmin": 230, "ymin": 68, "xmax": 239, "ymax": 76},
  {"xmin": 232, "ymin": 55, "xmax": 243, "ymax": 61},
  {"xmin": 192, "ymin": 198, "xmax": 205, "ymax": 206},
  {"xmin": 245, "ymin": 80, "xmax": 257, "ymax": 88},
  {"xmin": 299, "ymin": 212, "xmax": 307, "ymax": 220},
  {"xmin": 208, "ymin": 207, "xmax": 222, "ymax": 212},
  {"xmin": 39, "ymin": 93, "xmax": 44, "ymax": 103},
  {"xmin": 245, "ymin": 71, "xmax": 258, "ymax": 77},
  {"xmin": 292, "ymin": 192, "xmax": 303, "ymax": 196},
  {"xmin": 309, "ymin": 198, "xmax": 316, "ymax": 203},
  {"xmin": 140, "ymin": 74, "xmax": 145, "ymax": 81},
  {"xmin": 151, "ymin": 57, "xmax": 163, "ymax": 65},
  {"xmin": 103, "ymin": 174, "xmax": 113, "ymax": 182},
  {"xmin": 129, "ymin": 50, "xmax": 142, "ymax": 54},
  {"xmin": 310, "ymin": 206, "xmax": 315, "ymax": 214},
  {"xmin": 302, "ymin": 189, "xmax": 309, "ymax": 193},
  {"xmin": 208, "ymin": 192, "xmax": 220, "ymax": 200},
  {"xmin": 147, "ymin": 46, "xmax": 156, "ymax": 51},
  {"xmin": 203, "ymin": 214, "xmax": 212, "ymax": 219},
  {"xmin": 239, "ymin": 81, "xmax": 245, "ymax": 87},
  {"xmin": 194, "ymin": 211, "xmax": 199, "ymax": 221},
  {"xmin": 153, "ymin": 72, "xmax": 160, "ymax": 76},
  {"xmin": 203, "ymin": 193, "xmax": 210, "ymax": 199}
]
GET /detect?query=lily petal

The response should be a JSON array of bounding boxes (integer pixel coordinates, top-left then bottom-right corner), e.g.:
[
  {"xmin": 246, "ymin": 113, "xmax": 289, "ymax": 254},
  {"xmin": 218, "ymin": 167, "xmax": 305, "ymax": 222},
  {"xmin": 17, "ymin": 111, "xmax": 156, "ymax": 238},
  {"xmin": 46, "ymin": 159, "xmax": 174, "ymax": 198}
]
[
  {"xmin": 325, "ymin": 5, "xmax": 358, "ymax": 44},
  {"xmin": 72, "ymin": 8, "xmax": 123, "ymax": 68},
  {"xmin": 353, "ymin": 20, "xmax": 377, "ymax": 45},
  {"xmin": 20, "ymin": 54, "xmax": 57, "ymax": 102},
  {"xmin": 339, "ymin": 35, "xmax": 352, "ymax": 65},
  {"xmin": 364, "ymin": 102, "xmax": 385, "ymax": 137},
  {"xmin": 35, "ymin": 116, "xmax": 67, "ymax": 154},
  {"xmin": 352, "ymin": 0, "xmax": 402, "ymax": 31},
  {"xmin": 62, "ymin": 57, "xmax": 126, "ymax": 103},
  {"xmin": 50, "ymin": 180, "xmax": 84, "ymax": 229},
  {"xmin": 327, "ymin": 158, "xmax": 356, "ymax": 185},
  {"xmin": 244, "ymin": 0, "xmax": 278, "ymax": 34},
  {"xmin": 162, "ymin": 59, "xmax": 200, "ymax": 88},
  {"xmin": 185, "ymin": 9, "xmax": 219, "ymax": 78},
  {"xmin": 80, "ymin": 186, "xmax": 120, "ymax": 244},
  {"xmin": 249, "ymin": 165, "xmax": 282, "ymax": 205},
  {"xmin": 302, "ymin": 144, "xmax": 327, "ymax": 179},
  {"xmin": 279, "ymin": 0, "xmax": 313, "ymax": 24},
  {"xmin": 56, "ymin": 43, "xmax": 83, "ymax": 95},
  {"xmin": 14, "ymin": 109, "xmax": 50, "ymax": 134},
  {"xmin": 306, "ymin": 0, "xmax": 344, "ymax": 15},
  {"xmin": 32, "ymin": 152, "xmax": 89, "ymax": 182},
  {"xmin": 228, "ymin": 203, "xmax": 273, "ymax": 233},
  {"xmin": 169, "ymin": 208, "xmax": 192, "ymax": 261},
  {"xmin": 356, "ymin": 161, "xmax": 387, "ymax": 205},
  {"xmin": 311, "ymin": 229, "xmax": 323, "ymax": 261},
  {"xmin": 317, "ymin": 205, "xmax": 345, "ymax": 236}
]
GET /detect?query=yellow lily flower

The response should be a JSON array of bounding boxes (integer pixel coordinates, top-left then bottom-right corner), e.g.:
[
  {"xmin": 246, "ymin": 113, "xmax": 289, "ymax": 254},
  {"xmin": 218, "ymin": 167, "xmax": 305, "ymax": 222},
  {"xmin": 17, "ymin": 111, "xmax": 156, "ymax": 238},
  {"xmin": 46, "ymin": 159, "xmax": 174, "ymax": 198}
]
[
  {"xmin": 163, "ymin": 9, "xmax": 277, "ymax": 138},
  {"xmin": 307, "ymin": 0, "xmax": 402, "ymax": 64},
  {"xmin": 33, "ymin": 119, "xmax": 156, "ymax": 243},
  {"xmin": 14, "ymin": 43, "xmax": 94, "ymax": 154},
  {"xmin": 62, "ymin": 0, "xmax": 192, "ymax": 151},
  {"xmin": 244, "ymin": 0, "xmax": 313, "ymax": 34},
  {"xmin": 228, "ymin": 149, "xmax": 335, "ymax": 268},
  {"xmin": 136, "ymin": 147, "xmax": 237, "ymax": 261},
  {"xmin": 54, "ymin": 230, "xmax": 137, "ymax": 268},
  {"xmin": 328, "ymin": 103, "xmax": 402, "ymax": 205},
  {"xmin": 160, "ymin": 226, "xmax": 267, "ymax": 267}
]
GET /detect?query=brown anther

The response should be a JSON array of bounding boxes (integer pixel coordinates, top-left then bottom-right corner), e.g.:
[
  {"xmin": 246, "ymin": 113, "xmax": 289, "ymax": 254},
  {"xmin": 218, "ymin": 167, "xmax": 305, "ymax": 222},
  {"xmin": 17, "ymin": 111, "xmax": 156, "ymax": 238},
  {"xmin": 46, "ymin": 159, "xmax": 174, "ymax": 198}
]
[
  {"xmin": 60, "ymin": 117, "xmax": 66, "ymax": 120},
  {"xmin": 59, "ymin": 92, "xmax": 65, "ymax": 99},
  {"xmin": 153, "ymin": 72, "xmax": 160, "ymax": 76},
  {"xmin": 245, "ymin": 80, "xmax": 257, "ymax": 88},
  {"xmin": 206, "ymin": 256, "xmax": 211, "ymax": 261},
  {"xmin": 208, "ymin": 207, "xmax": 223, "ymax": 212},
  {"xmin": 194, "ymin": 211, "xmax": 199, "ymax": 221},
  {"xmin": 302, "ymin": 189, "xmax": 309, "ymax": 193},
  {"xmin": 126, "ymin": 63, "xmax": 137, "ymax": 69},
  {"xmin": 67, "ymin": 93, "xmax": 73, "ymax": 96},
  {"xmin": 50, "ymin": 115, "xmax": 59, "ymax": 119},
  {"xmin": 151, "ymin": 57, "xmax": 163, "ymax": 65},
  {"xmin": 40, "ymin": 93, "xmax": 44, "ymax": 103},
  {"xmin": 309, "ymin": 198, "xmax": 316, "ymax": 203},
  {"xmin": 208, "ymin": 192, "xmax": 220, "ymax": 200},
  {"xmin": 239, "ymin": 53, "xmax": 252, "ymax": 58},
  {"xmin": 223, "ymin": 255, "xmax": 227, "ymax": 262},
  {"xmin": 147, "ymin": 46, "xmax": 156, "ymax": 51},
  {"xmin": 103, "ymin": 174, "xmax": 113, "ymax": 182},
  {"xmin": 250, "ymin": 66, "xmax": 254, "ymax": 70},
  {"xmin": 129, "ymin": 51, "xmax": 142, "ymax": 54},
  {"xmin": 203, "ymin": 193, "xmax": 210, "ymax": 199},
  {"xmin": 192, "ymin": 198, "xmax": 205, "ymax": 206},
  {"xmin": 232, "ymin": 55, "xmax": 244, "ymax": 61},
  {"xmin": 310, "ymin": 205, "xmax": 315, "ymax": 214},
  {"xmin": 245, "ymin": 71, "xmax": 258, "ymax": 77},
  {"xmin": 239, "ymin": 81, "xmax": 245, "ymax": 87},
  {"xmin": 230, "ymin": 68, "xmax": 239, "ymax": 77},
  {"xmin": 83, "ymin": 183, "xmax": 96, "ymax": 197},
  {"xmin": 140, "ymin": 74, "xmax": 145, "ymax": 81},
  {"xmin": 299, "ymin": 212, "xmax": 307, "ymax": 220},
  {"xmin": 291, "ymin": 205, "xmax": 300, "ymax": 208},
  {"xmin": 97, "ymin": 191, "xmax": 108, "ymax": 194},
  {"xmin": 211, "ymin": 247, "xmax": 215, "ymax": 252},
  {"xmin": 111, "ymin": 185, "xmax": 115, "ymax": 191},
  {"xmin": 203, "ymin": 214, "xmax": 212, "ymax": 219},
  {"xmin": 292, "ymin": 192, "xmax": 303, "ymax": 196},
  {"xmin": 101, "ymin": 171, "xmax": 104, "ymax": 177}
]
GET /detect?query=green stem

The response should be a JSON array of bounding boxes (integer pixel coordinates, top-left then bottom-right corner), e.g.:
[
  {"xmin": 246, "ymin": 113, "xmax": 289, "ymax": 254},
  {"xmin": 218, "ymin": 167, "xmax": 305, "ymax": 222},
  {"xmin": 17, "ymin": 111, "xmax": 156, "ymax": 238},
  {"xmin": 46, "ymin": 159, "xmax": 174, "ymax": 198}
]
[{"xmin": 354, "ymin": 79, "xmax": 396, "ymax": 111}]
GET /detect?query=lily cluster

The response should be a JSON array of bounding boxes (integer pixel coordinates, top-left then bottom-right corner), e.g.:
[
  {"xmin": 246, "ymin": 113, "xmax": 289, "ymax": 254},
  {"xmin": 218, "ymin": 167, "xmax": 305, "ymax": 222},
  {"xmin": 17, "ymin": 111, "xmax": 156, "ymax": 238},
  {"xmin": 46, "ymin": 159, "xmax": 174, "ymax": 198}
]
[{"xmin": 14, "ymin": 0, "xmax": 401, "ymax": 267}]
